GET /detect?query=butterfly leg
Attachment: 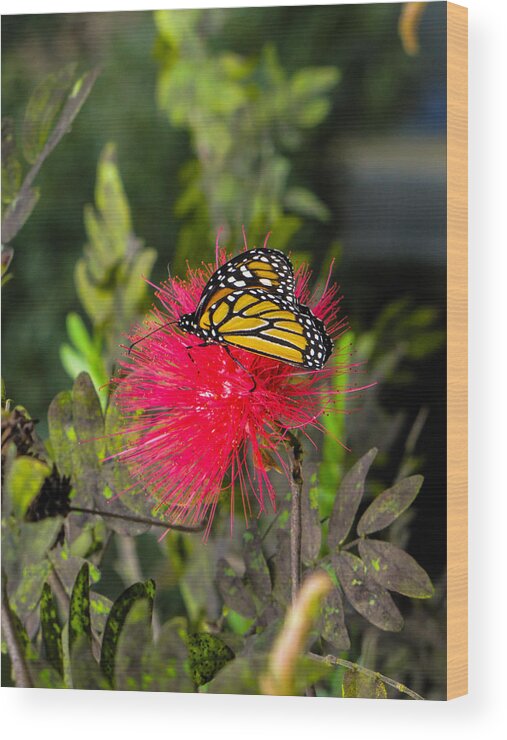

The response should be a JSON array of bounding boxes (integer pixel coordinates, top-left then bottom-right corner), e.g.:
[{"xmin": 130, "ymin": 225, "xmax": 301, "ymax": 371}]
[
  {"xmin": 185, "ymin": 342, "xmax": 210, "ymax": 373},
  {"xmin": 223, "ymin": 346, "xmax": 257, "ymax": 392}
]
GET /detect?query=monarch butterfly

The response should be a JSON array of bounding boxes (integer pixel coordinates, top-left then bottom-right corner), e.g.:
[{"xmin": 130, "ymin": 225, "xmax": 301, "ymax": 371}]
[{"xmin": 177, "ymin": 248, "xmax": 333, "ymax": 369}]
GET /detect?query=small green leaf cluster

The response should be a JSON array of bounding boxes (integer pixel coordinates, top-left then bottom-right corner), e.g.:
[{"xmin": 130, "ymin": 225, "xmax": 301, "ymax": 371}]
[{"xmin": 60, "ymin": 144, "xmax": 157, "ymax": 404}]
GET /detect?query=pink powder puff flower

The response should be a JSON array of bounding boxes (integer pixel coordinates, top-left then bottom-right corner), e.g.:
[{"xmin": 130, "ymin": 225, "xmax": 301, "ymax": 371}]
[{"xmin": 110, "ymin": 242, "xmax": 358, "ymax": 536}]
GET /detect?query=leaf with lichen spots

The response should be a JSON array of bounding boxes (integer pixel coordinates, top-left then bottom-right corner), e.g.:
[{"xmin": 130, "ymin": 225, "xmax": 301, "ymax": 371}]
[
  {"xmin": 69, "ymin": 563, "xmax": 91, "ymax": 653},
  {"xmin": 48, "ymin": 544, "xmax": 100, "ymax": 596},
  {"xmin": 100, "ymin": 579, "xmax": 155, "ymax": 687},
  {"xmin": 342, "ymin": 668, "xmax": 387, "ymax": 699},
  {"xmin": 243, "ymin": 524, "xmax": 271, "ymax": 601},
  {"xmin": 186, "ymin": 632, "xmax": 235, "ymax": 687},
  {"xmin": 72, "ymin": 372, "xmax": 105, "ymax": 506},
  {"xmin": 114, "ymin": 598, "xmax": 154, "ymax": 691},
  {"xmin": 317, "ymin": 583, "xmax": 350, "ymax": 651},
  {"xmin": 302, "ymin": 469, "xmax": 322, "ymax": 564},
  {"xmin": 90, "ymin": 593, "xmax": 113, "ymax": 638},
  {"xmin": 48, "ymin": 390, "xmax": 77, "ymax": 479},
  {"xmin": 70, "ymin": 633, "xmax": 107, "ymax": 690},
  {"xmin": 142, "ymin": 617, "xmax": 194, "ymax": 693},
  {"xmin": 358, "ymin": 539, "xmax": 434, "ymax": 599},
  {"xmin": 271, "ymin": 529, "xmax": 291, "ymax": 606},
  {"xmin": 4, "ymin": 595, "xmax": 64, "ymax": 688},
  {"xmin": 328, "ymin": 448, "xmax": 378, "ymax": 549},
  {"xmin": 333, "ymin": 552, "xmax": 403, "ymax": 632},
  {"xmin": 40, "ymin": 582, "xmax": 63, "ymax": 676},
  {"xmin": 216, "ymin": 558, "xmax": 256, "ymax": 619},
  {"xmin": 357, "ymin": 475, "xmax": 424, "ymax": 536}
]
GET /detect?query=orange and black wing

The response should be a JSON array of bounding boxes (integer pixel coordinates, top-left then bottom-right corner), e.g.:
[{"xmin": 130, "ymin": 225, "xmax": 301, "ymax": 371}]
[
  {"xmin": 206, "ymin": 289, "xmax": 333, "ymax": 369},
  {"xmin": 193, "ymin": 249, "xmax": 296, "ymax": 335}
]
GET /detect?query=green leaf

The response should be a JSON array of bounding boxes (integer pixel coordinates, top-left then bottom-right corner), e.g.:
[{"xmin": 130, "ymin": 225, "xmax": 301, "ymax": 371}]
[
  {"xmin": 284, "ymin": 187, "xmax": 330, "ymax": 222},
  {"xmin": 186, "ymin": 632, "xmax": 235, "ymax": 687},
  {"xmin": 22, "ymin": 64, "xmax": 77, "ymax": 164},
  {"xmin": 47, "ymin": 390, "xmax": 77, "ymax": 478},
  {"xmin": 204, "ymin": 654, "xmax": 265, "ymax": 695},
  {"xmin": 60, "ymin": 343, "xmax": 89, "ymax": 381},
  {"xmin": 328, "ymin": 448, "xmax": 378, "ymax": 549},
  {"xmin": 72, "ymin": 371, "xmax": 105, "ymax": 460},
  {"xmin": 333, "ymin": 551, "xmax": 403, "ymax": 632},
  {"xmin": 243, "ymin": 524, "xmax": 271, "ymax": 601},
  {"xmin": 100, "ymin": 579, "xmax": 155, "ymax": 686},
  {"xmin": 292, "ymin": 655, "xmax": 332, "ymax": 695},
  {"xmin": 68, "ymin": 563, "xmax": 91, "ymax": 652},
  {"xmin": 122, "ymin": 247, "xmax": 157, "ymax": 316},
  {"xmin": 2, "ymin": 118, "xmax": 22, "ymax": 204},
  {"xmin": 318, "ymin": 584, "xmax": 350, "ymax": 651},
  {"xmin": 66, "ymin": 312, "xmax": 95, "ymax": 357},
  {"xmin": 74, "ymin": 258, "xmax": 114, "ymax": 325},
  {"xmin": 141, "ymin": 617, "xmax": 194, "ymax": 693},
  {"xmin": 95, "ymin": 143, "xmax": 132, "ymax": 256},
  {"xmin": 2, "ymin": 67, "xmax": 98, "ymax": 245},
  {"xmin": 357, "ymin": 475, "xmax": 424, "ymax": 536},
  {"xmin": 40, "ymin": 582, "xmax": 63, "ymax": 676},
  {"xmin": 295, "ymin": 98, "xmax": 331, "ymax": 128},
  {"xmin": 291, "ymin": 67, "xmax": 340, "ymax": 98},
  {"xmin": 358, "ymin": 539, "xmax": 434, "ymax": 599},
  {"xmin": 342, "ymin": 668, "xmax": 387, "ymax": 699},
  {"xmin": 216, "ymin": 558, "xmax": 257, "ymax": 619},
  {"xmin": 5, "ymin": 455, "xmax": 51, "ymax": 519},
  {"xmin": 114, "ymin": 598, "xmax": 154, "ymax": 691},
  {"xmin": 70, "ymin": 634, "xmax": 106, "ymax": 690}
]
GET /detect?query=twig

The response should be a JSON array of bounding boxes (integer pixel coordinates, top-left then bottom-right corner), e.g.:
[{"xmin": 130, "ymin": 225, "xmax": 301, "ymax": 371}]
[
  {"xmin": 284, "ymin": 431, "xmax": 304, "ymax": 605},
  {"xmin": 1, "ymin": 568, "xmax": 33, "ymax": 688},
  {"xmin": 69, "ymin": 506, "xmax": 206, "ymax": 533},
  {"xmin": 308, "ymin": 653, "xmax": 424, "ymax": 700}
]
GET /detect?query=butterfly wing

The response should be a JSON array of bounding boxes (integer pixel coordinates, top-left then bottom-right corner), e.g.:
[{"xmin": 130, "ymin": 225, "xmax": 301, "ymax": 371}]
[
  {"xmin": 206, "ymin": 289, "xmax": 333, "ymax": 369},
  {"xmin": 193, "ymin": 249, "xmax": 296, "ymax": 334}
]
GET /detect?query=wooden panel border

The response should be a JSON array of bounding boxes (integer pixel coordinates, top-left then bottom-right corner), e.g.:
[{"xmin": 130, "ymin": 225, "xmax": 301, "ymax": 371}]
[{"xmin": 447, "ymin": 1, "xmax": 468, "ymax": 700}]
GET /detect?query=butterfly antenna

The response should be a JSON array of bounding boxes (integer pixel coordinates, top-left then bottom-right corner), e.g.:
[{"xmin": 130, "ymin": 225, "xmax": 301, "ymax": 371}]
[
  {"xmin": 166, "ymin": 262, "xmax": 172, "ymax": 280},
  {"xmin": 128, "ymin": 320, "xmax": 177, "ymax": 354},
  {"xmin": 263, "ymin": 231, "xmax": 272, "ymax": 249},
  {"xmin": 241, "ymin": 224, "xmax": 249, "ymax": 251}
]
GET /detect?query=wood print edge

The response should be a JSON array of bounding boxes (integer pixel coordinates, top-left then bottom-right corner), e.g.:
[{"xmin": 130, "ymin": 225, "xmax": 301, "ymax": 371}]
[{"xmin": 446, "ymin": 0, "xmax": 468, "ymax": 701}]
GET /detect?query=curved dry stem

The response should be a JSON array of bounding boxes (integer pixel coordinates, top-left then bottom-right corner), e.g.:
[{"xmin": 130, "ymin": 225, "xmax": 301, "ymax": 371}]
[{"xmin": 309, "ymin": 653, "xmax": 424, "ymax": 700}]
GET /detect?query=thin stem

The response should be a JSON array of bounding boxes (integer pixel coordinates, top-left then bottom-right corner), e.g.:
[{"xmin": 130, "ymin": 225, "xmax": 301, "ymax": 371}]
[
  {"xmin": 285, "ymin": 431, "xmax": 317, "ymax": 699},
  {"xmin": 69, "ymin": 506, "xmax": 206, "ymax": 534},
  {"xmin": 285, "ymin": 431, "xmax": 303, "ymax": 605},
  {"xmin": 308, "ymin": 653, "xmax": 424, "ymax": 700},
  {"xmin": 1, "ymin": 568, "xmax": 33, "ymax": 688}
]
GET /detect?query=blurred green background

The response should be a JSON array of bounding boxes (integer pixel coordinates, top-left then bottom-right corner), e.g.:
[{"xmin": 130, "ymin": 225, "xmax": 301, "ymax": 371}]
[{"xmin": 2, "ymin": 2, "xmax": 447, "ymax": 696}]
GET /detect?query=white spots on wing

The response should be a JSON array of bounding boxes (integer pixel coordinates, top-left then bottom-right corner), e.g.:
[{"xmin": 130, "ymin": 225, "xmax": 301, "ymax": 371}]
[{"xmin": 259, "ymin": 278, "xmax": 272, "ymax": 286}]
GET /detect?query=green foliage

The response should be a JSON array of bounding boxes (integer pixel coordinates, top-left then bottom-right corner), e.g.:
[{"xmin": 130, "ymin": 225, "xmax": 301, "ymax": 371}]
[
  {"xmin": 155, "ymin": 9, "xmax": 339, "ymax": 268},
  {"xmin": 60, "ymin": 143, "xmax": 157, "ymax": 402},
  {"xmin": 1, "ymin": 65, "xmax": 99, "ymax": 248}
]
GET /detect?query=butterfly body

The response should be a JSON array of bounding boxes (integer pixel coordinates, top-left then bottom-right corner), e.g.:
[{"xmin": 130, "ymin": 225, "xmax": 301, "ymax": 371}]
[{"xmin": 177, "ymin": 248, "xmax": 333, "ymax": 369}]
